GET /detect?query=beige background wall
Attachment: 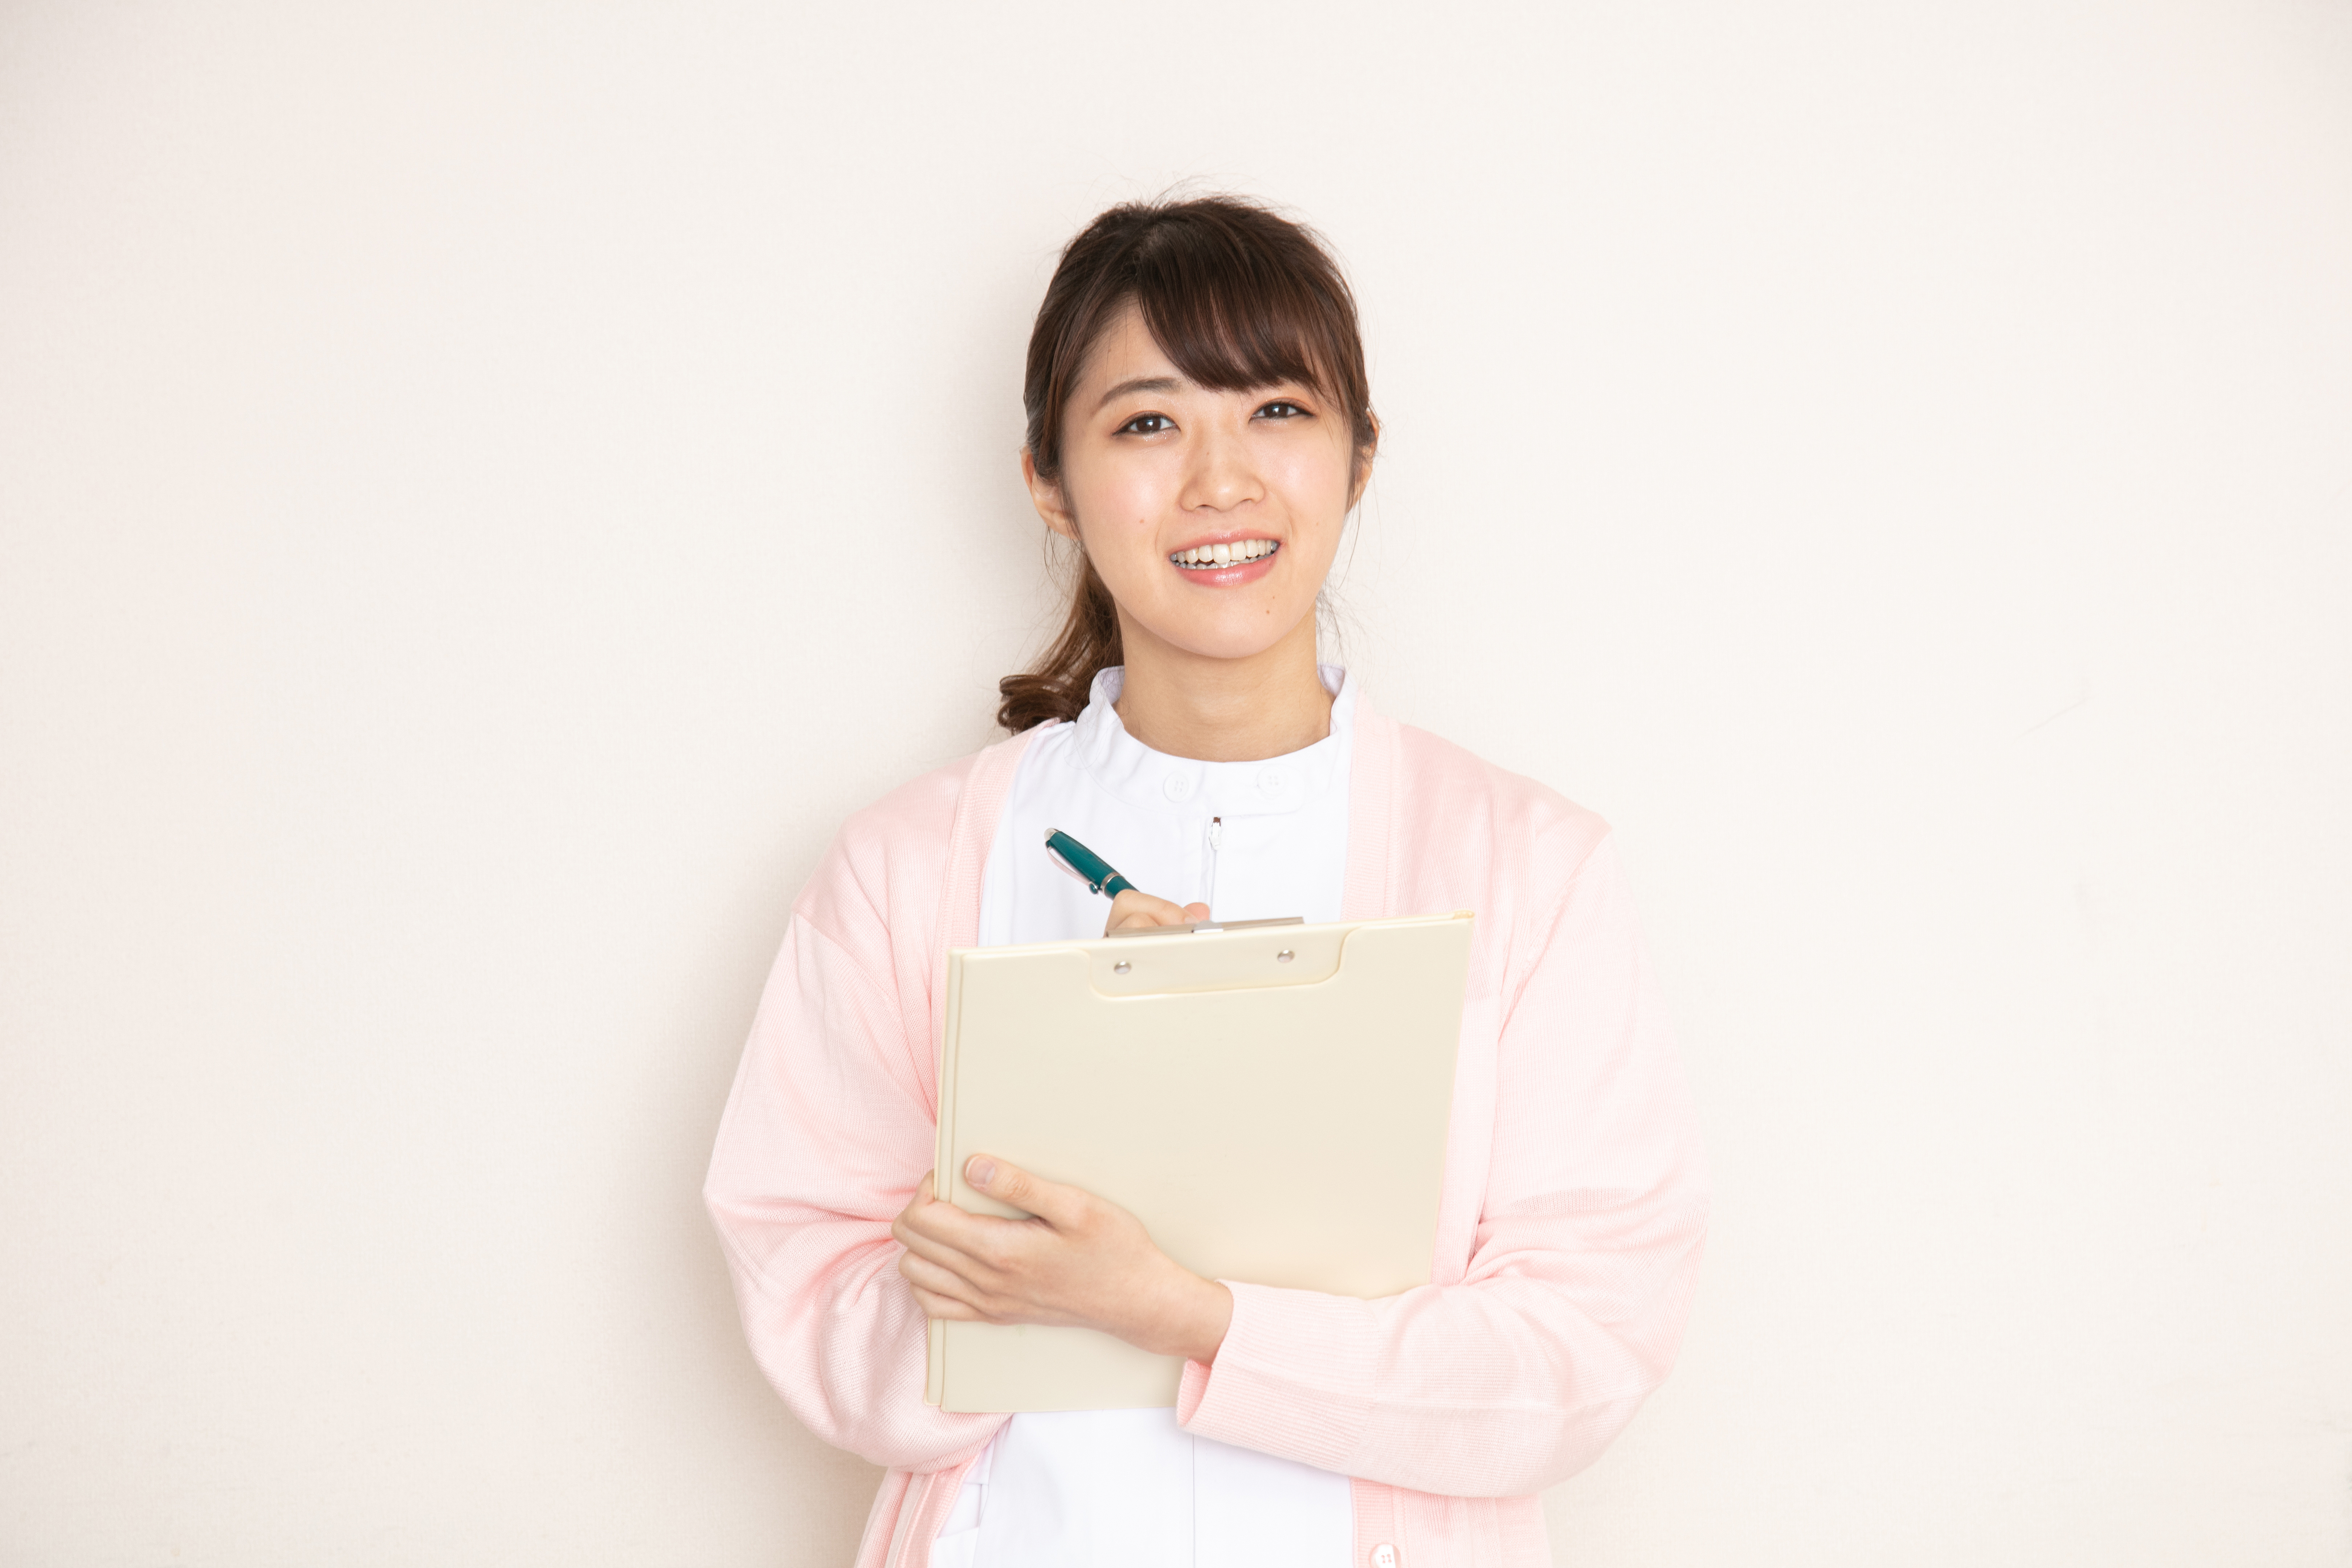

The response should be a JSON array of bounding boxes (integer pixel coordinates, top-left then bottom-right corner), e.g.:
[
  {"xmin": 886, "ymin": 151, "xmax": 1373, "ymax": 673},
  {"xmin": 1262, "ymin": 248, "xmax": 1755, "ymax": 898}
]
[{"xmin": 4, "ymin": 2, "xmax": 2348, "ymax": 1563}]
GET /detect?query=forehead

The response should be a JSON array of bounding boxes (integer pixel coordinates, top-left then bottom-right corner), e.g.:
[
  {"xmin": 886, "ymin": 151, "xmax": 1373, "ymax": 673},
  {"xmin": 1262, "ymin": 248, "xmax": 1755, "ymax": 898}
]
[
  {"xmin": 1074, "ymin": 304, "xmax": 1319, "ymax": 407},
  {"xmin": 1074, "ymin": 303, "xmax": 1181, "ymax": 392}
]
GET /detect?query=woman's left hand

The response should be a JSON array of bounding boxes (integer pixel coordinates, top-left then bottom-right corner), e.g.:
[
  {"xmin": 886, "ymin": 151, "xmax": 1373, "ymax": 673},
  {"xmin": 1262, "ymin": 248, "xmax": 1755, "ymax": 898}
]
[{"xmin": 892, "ymin": 1155, "xmax": 1234, "ymax": 1364}]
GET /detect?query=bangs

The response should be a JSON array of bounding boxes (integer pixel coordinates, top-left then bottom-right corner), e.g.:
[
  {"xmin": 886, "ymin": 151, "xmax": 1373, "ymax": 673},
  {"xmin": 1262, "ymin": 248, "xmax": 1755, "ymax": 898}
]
[
  {"xmin": 1024, "ymin": 195, "xmax": 1374, "ymax": 482},
  {"xmin": 1126, "ymin": 225, "xmax": 1348, "ymax": 401}
]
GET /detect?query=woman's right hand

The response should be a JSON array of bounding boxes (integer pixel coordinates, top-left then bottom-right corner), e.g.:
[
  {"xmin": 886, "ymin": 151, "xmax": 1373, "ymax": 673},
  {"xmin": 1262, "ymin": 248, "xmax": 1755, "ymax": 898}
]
[{"xmin": 1104, "ymin": 890, "xmax": 1210, "ymax": 936}]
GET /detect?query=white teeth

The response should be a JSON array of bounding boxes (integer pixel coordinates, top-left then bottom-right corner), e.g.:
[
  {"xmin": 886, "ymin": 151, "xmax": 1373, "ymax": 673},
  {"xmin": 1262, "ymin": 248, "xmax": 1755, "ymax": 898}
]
[{"xmin": 1171, "ymin": 539, "xmax": 1279, "ymax": 569}]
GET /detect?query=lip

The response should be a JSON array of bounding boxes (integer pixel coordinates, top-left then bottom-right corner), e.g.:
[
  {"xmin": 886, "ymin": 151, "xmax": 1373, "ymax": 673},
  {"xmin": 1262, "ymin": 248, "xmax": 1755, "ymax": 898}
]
[{"xmin": 1168, "ymin": 530, "xmax": 1283, "ymax": 587}]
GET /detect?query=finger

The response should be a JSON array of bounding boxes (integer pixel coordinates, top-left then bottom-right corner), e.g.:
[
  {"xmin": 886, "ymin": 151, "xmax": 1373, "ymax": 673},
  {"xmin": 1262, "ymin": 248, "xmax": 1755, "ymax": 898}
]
[
  {"xmin": 898, "ymin": 1247, "xmax": 988, "ymax": 1305},
  {"xmin": 893, "ymin": 1211, "xmax": 996, "ymax": 1278},
  {"xmin": 908, "ymin": 1283, "xmax": 983, "ymax": 1321},
  {"xmin": 1104, "ymin": 889, "xmax": 1195, "ymax": 935},
  {"xmin": 896, "ymin": 1172, "xmax": 988, "ymax": 1244},
  {"xmin": 964, "ymin": 1153, "xmax": 1084, "ymax": 1230},
  {"xmin": 1181, "ymin": 902, "xmax": 1210, "ymax": 922},
  {"xmin": 890, "ymin": 1172, "xmax": 937, "ymax": 1233},
  {"xmin": 896, "ymin": 1187, "xmax": 1031, "ymax": 1276}
]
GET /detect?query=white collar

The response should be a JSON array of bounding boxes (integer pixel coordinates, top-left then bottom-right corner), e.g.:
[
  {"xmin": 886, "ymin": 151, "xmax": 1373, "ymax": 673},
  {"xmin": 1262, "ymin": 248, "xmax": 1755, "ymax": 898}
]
[{"xmin": 1069, "ymin": 664, "xmax": 1356, "ymax": 817}]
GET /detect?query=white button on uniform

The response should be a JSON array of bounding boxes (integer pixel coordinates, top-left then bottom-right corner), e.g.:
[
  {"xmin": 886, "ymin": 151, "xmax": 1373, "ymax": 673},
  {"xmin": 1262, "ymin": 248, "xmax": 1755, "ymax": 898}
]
[
  {"xmin": 1162, "ymin": 773, "xmax": 1193, "ymax": 801},
  {"xmin": 1257, "ymin": 767, "xmax": 1287, "ymax": 795},
  {"xmin": 1371, "ymin": 1546, "xmax": 1398, "ymax": 1568}
]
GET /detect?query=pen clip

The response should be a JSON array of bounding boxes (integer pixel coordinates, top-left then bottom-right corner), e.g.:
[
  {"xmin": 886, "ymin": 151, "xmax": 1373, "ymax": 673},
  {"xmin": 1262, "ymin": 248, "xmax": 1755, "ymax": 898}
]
[{"xmin": 1042, "ymin": 832, "xmax": 1096, "ymax": 890}]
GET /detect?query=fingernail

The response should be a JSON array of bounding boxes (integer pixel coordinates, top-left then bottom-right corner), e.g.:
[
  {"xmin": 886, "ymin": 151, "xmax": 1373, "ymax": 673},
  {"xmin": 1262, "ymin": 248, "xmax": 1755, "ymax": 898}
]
[{"xmin": 965, "ymin": 1156, "xmax": 996, "ymax": 1189}]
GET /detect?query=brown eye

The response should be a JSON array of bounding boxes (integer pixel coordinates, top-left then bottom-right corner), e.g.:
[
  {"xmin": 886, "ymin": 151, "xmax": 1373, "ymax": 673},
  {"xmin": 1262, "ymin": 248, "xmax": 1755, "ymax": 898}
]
[
  {"xmin": 1119, "ymin": 413, "xmax": 1174, "ymax": 435},
  {"xmin": 1255, "ymin": 400, "xmax": 1308, "ymax": 419}
]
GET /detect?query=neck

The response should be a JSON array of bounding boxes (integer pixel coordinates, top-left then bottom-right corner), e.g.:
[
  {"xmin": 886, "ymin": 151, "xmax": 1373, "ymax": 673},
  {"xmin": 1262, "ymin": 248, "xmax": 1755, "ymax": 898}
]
[{"xmin": 1110, "ymin": 612, "xmax": 1334, "ymax": 762}]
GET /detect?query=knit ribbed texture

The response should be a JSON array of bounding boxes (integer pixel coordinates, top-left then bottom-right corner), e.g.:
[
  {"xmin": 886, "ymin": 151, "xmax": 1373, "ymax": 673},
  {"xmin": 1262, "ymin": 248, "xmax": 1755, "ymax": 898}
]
[
  {"xmin": 706, "ymin": 695, "xmax": 1708, "ymax": 1568},
  {"xmin": 1339, "ymin": 703, "xmax": 1396, "ymax": 923}
]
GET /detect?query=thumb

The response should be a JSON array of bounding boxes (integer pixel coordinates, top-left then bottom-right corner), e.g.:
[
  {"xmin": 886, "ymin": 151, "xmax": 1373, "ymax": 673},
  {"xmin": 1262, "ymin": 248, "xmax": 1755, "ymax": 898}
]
[
  {"xmin": 964, "ymin": 1154, "xmax": 1065, "ymax": 1222},
  {"xmin": 1105, "ymin": 889, "xmax": 1193, "ymax": 934}
]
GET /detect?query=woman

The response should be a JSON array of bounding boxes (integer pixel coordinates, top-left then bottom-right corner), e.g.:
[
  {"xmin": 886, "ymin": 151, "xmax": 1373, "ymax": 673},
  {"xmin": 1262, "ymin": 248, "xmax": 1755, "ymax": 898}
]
[{"xmin": 706, "ymin": 196, "xmax": 1709, "ymax": 1568}]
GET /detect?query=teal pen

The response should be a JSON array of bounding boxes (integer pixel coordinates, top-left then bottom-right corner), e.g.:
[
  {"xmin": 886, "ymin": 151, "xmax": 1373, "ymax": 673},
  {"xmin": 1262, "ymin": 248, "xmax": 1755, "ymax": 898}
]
[{"xmin": 1042, "ymin": 828, "xmax": 1136, "ymax": 899}]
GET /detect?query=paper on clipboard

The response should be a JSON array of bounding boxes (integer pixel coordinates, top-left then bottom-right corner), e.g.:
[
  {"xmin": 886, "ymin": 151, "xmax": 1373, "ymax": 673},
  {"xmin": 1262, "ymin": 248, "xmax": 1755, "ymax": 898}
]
[{"xmin": 924, "ymin": 910, "xmax": 1473, "ymax": 1414}]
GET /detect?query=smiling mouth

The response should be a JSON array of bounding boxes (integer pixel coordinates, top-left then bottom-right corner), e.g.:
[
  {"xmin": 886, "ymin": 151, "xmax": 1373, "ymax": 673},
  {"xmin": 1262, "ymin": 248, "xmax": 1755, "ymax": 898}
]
[{"xmin": 1171, "ymin": 539, "xmax": 1279, "ymax": 570}]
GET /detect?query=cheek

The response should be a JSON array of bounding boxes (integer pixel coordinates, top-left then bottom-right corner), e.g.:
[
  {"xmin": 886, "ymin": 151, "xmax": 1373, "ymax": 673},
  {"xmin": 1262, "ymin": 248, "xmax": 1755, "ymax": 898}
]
[
  {"xmin": 1071, "ymin": 473, "xmax": 1184, "ymax": 590},
  {"xmin": 1271, "ymin": 446, "xmax": 1357, "ymax": 533},
  {"xmin": 1072, "ymin": 459, "xmax": 1175, "ymax": 535}
]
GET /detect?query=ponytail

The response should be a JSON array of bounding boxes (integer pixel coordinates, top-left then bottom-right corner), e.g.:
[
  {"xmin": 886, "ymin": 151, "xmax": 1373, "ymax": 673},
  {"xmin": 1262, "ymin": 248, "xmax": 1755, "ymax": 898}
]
[
  {"xmin": 996, "ymin": 193, "xmax": 1372, "ymax": 734},
  {"xmin": 995, "ymin": 553, "xmax": 1122, "ymax": 732}
]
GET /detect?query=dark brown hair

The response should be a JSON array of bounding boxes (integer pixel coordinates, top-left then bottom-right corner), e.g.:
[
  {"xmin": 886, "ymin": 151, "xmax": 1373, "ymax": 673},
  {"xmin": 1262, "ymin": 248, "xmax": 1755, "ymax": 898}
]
[{"xmin": 994, "ymin": 195, "xmax": 1377, "ymax": 733}]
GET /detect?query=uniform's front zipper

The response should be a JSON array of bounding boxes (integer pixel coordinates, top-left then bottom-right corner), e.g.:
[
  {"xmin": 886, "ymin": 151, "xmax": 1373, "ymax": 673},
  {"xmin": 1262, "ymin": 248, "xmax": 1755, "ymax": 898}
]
[{"xmin": 1206, "ymin": 815, "xmax": 1222, "ymax": 914}]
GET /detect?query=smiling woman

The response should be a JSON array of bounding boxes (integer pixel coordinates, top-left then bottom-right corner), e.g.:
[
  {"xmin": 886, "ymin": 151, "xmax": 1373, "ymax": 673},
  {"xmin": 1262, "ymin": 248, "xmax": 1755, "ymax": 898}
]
[
  {"xmin": 997, "ymin": 199, "xmax": 1378, "ymax": 759},
  {"xmin": 705, "ymin": 195, "xmax": 1710, "ymax": 1568}
]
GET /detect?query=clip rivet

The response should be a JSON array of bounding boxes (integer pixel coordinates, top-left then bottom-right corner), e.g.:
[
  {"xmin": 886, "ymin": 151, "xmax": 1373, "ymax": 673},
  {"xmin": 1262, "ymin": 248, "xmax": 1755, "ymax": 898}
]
[
  {"xmin": 1275, "ymin": 949, "xmax": 1295, "ymax": 963},
  {"xmin": 1114, "ymin": 961, "xmax": 1132, "ymax": 975}
]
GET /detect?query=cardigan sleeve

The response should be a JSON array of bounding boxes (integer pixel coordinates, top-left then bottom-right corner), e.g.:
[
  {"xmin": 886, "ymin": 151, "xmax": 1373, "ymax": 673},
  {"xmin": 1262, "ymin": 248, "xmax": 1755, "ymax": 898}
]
[
  {"xmin": 1173, "ymin": 831, "xmax": 1710, "ymax": 1497},
  {"xmin": 703, "ymin": 901, "xmax": 1006, "ymax": 1471}
]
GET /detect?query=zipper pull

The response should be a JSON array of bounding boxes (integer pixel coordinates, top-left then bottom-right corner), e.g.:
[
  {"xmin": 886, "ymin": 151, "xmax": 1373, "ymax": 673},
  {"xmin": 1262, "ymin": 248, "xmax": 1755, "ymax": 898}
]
[{"xmin": 1208, "ymin": 815, "xmax": 1222, "ymax": 850}]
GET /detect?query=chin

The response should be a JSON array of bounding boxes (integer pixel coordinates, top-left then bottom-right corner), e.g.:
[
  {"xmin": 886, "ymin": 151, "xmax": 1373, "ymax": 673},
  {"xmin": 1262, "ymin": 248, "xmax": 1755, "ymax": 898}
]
[
  {"xmin": 1157, "ymin": 626, "xmax": 1302, "ymax": 663},
  {"xmin": 1125, "ymin": 591, "xmax": 1320, "ymax": 666}
]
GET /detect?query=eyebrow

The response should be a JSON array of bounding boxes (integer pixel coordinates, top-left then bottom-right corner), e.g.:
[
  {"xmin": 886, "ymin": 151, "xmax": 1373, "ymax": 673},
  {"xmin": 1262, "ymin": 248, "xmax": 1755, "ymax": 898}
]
[{"xmin": 1093, "ymin": 375, "xmax": 1184, "ymax": 412}]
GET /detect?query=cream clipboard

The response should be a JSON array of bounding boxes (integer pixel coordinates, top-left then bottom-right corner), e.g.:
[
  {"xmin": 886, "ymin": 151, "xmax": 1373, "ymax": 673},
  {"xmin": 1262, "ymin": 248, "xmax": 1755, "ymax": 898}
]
[{"xmin": 924, "ymin": 910, "xmax": 1473, "ymax": 1413}]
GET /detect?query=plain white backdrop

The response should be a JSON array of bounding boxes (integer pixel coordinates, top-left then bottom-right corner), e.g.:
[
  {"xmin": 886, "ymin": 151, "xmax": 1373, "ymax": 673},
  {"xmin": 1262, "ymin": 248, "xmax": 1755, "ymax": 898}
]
[{"xmin": 3, "ymin": 2, "xmax": 2348, "ymax": 1563}]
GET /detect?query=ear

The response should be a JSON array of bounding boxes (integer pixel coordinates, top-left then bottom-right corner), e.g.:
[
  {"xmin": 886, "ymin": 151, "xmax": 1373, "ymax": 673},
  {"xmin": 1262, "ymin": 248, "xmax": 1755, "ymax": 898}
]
[
  {"xmin": 1347, "ymin": 412, "xmax": 1381, "ymax": 511},
  {"xmin": 1022, "ymin": 449, "xmax": 1080, "ymax": 542}
]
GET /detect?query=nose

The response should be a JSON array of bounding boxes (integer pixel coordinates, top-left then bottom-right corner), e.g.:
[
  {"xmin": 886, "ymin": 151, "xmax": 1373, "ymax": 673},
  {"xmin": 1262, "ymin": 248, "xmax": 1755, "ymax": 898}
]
[{"xmin": 1179, "ymin": 413, "xmax": 1264, "ymax": 513}]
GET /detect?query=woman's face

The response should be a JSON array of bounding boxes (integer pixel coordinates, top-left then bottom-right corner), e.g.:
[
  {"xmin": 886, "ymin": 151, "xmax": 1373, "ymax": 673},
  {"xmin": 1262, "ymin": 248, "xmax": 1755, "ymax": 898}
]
[{"xmin": 1026, "ymin": 303, "xmax": 1366, "ymax": 666}]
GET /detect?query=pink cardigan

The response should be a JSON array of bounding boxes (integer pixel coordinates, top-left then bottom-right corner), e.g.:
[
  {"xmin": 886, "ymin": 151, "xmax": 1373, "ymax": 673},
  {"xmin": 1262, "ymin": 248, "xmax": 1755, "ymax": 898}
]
[{"xmin": 705, "ymin": 697, "xmax": 1709, "ymax": 1567}]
